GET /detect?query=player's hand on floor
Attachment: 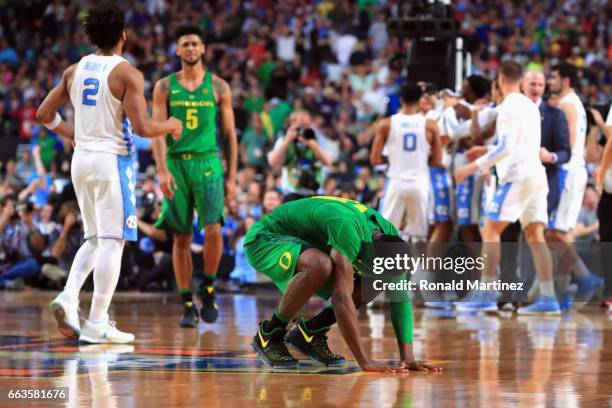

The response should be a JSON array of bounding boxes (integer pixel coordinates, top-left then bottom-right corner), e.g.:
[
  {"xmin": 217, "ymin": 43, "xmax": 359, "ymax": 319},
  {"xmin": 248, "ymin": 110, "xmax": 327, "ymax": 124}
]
[
  {"xmin": 159, "ymin": 169, "xmax": 177, "ymax": 199},
  {"xmin": 400, "ymin": 360, "xmax": 443, "ymax": 373},
  {"xmin": 360, "ymin": 361, "xmax": 410, "ymax": 374},
  {"xmin": 168, "ymin": 117, "xmax": 183, "ymax": 140}
]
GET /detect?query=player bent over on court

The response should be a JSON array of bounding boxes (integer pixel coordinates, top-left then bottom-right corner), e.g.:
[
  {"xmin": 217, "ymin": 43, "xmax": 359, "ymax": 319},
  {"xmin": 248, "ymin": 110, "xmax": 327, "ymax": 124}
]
[{"xmin": 245, "ymin": 196, "xmax": 442, "ymax": 373}]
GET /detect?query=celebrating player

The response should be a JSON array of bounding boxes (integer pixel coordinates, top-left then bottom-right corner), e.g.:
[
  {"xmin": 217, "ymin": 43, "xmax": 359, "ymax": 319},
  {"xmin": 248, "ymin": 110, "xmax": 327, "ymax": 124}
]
[
  {"xmin": 546, "ymin": 62, "xmax": 603, "ymax": 305},
  {"xmin": 370, "ymin": 84, "xmax": 442, "ymax": 240},
  {"xmin": 454, "ymin": 60, "xmax": 558, "ymax": 314}
]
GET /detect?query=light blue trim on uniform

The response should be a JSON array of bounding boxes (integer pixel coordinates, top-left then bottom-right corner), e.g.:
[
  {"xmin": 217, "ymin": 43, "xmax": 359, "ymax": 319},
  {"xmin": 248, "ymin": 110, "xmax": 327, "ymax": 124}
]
[
  {"xmin": 487, "ymin": 182, "xmax": 513, "ymax": 221},
  {"xmin": 122, "ymin": 116, "xmax": 135, "ymax": 155},
  {"xmin": 548, "ymin": 167, "xmax": 568, "ymax": 228},
  {"xmin": 117, "ymin": 154, "xmax": 137, "ymax": 241},
  {"xmin": 430, "ymin": 167, "xmax": 450, "ymax": 222},
  {"xmin": 456, "ymin": 175, "xmax": 475, "ymax": 225}
]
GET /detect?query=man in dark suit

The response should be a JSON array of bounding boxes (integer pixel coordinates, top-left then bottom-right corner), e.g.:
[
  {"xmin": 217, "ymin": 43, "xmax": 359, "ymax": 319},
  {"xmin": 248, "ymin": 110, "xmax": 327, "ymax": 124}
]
[{"xmin": 523, "ymin": 70, "xmax": 571, "ymax": 213}]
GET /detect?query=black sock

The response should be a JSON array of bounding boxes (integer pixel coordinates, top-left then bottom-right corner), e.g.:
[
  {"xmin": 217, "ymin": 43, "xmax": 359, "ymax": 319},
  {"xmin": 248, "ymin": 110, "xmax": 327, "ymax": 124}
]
[
  {"xmin": 200, "ymin": 273, "xmax": 215, "ymax": 290},
  {"xmin": 180, "ymin": 289, "xmax": 193, "ymax": 304},
  {"xmin": 263, "ymin": 309, "xmax": 290, "ymax": 333},
  {"xmin": 306, "ymin": 306, "xmax": 336, "ymax": 331}
]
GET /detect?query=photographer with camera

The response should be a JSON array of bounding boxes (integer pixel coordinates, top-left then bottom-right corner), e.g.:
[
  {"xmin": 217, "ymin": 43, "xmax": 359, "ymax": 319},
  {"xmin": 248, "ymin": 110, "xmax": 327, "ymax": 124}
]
[
  {"xmin": 0, "ymin": 197, "xmax": 46, "ymax": 289},
  {"xmin": 45, "ymin": 202, "xmax": 84, "ymax": 280},
  {"xmin": 267, "ymin": 111, "xmax": 332, "ymax": 201}
]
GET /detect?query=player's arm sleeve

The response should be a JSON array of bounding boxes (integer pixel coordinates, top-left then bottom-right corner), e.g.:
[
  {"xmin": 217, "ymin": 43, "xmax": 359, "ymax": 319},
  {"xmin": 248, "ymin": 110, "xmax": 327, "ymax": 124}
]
[
  {"xmin": 551, "ymin": 108, "xmax": 571, "ymax": 165},
  {"xmin": 474, "ymin": 109, "xmax": 517, "ymax": 171},
  {"xmin": 390, "ymin": 298, "xmax": 414, "ymax": 343}
]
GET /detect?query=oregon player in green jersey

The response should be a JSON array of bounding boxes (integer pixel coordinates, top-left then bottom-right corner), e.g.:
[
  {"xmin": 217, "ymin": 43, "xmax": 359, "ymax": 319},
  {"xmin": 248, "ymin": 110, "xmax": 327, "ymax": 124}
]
[
  {"xmin": 151, "ymin": 26, "xmax": 238, "ymax": 328},
  {"xmin": 245, "ymin": 196, "xmax": 442, "ymax": 373}
]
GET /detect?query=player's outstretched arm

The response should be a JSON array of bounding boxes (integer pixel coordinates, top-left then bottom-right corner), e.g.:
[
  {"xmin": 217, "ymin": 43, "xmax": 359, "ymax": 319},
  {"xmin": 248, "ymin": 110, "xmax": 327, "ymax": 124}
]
[
  {"xmin": 370, "ymin": 118, "xmax": 390, "ymax": 166},
  {"xmin": 120, "ymin": 65, "xmax": 182, "ymax": 139},
  {"xmin": 330, "ymin": 249, "xmax": 408, "ymax": 374},
  {"xmin": 36, "ymin": 65, "xmax": 76, "ymax": 140},
  {"xmin": 213, "ymin": 75, "xmax": 238, "ymax": 203},
  {"xmin": 390, "ymin": 300, "xmax": 442, "ymax": 373},
  {"xmin": 426, "ymin": 118, "xmax": 443, "ymax": 167}
]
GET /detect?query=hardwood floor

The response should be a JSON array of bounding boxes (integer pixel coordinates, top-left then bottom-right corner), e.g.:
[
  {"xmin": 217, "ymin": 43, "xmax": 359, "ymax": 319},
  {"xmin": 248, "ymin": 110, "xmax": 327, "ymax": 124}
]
[{"xmin": 0, "ymin": 291, "xmax": 611, "ymax": 407}]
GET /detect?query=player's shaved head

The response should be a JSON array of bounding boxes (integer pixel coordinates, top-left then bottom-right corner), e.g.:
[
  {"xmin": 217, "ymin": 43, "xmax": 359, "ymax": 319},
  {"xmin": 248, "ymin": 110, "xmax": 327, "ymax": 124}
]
[
  {"xmin": 83, "ymin": 1, "xmax": 126, "ymax": 50},
  {"xmin": 499, "ymin": 60, "xmax": 523, "ymax": 84}
]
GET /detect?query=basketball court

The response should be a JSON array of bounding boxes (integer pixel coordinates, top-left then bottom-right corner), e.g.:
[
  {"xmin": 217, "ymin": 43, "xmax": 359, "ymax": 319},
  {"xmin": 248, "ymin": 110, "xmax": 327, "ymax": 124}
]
[{"xmin": 1, "ymin": 291, "xmax": 611, "ymax": 407}]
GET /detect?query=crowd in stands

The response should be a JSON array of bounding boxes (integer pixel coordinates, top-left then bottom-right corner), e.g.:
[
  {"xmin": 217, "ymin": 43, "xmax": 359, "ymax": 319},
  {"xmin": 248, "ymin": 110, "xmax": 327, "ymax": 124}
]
[{"xmin": 0, "ymin": 0, "xmax": 609, "ymax": 291}]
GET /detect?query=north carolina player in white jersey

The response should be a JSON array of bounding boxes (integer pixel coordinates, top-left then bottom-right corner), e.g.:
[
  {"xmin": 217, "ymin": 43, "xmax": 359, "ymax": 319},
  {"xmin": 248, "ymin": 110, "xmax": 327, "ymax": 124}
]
[
  {"xmin": 455, "ymin": 61, "xmax": 558, "ymax": 315},
  {"xmin": 371, "ymin": 84, "xmax": 442, "ymax": 240},
  {"xmin": 547, "ymin": 62, "xmax": 602, "ymax": 306},
  {"xmin": 37, "ymin": 3, "xmax": 181, "ymax": 343}
]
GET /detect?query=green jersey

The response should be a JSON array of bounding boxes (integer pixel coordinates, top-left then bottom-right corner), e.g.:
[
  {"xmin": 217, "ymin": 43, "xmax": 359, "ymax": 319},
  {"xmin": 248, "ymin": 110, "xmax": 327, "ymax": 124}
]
[
  {"xmin": 253, "ymin": 196, "xmax": 398, "ymax": 270},
  {"xmin": 244, "ymin": 196, "xmax": 413, "ymax": 343},
  {"xmin": 166, "ymin": 71, "xmax": 218, "ymax": 155}
]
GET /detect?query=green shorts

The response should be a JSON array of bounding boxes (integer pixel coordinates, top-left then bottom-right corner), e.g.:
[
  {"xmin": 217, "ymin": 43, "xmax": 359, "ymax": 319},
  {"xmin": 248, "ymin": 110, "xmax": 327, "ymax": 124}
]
[
  {"xmin": 244, "ymin": 223, "xmax": 334, "ymax": 299},
  {"xmin": 155, "ymin": 152, "xmax": 225, "ymax": 234}
]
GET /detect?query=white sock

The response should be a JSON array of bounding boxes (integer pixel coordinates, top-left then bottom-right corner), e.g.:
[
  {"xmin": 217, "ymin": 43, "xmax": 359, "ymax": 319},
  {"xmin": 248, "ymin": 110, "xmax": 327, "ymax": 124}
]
[
  {"xmin": 88, "ymin": 239, "xmax": 125, "ymax": 323},
  {"xmin": 64, "ymin": 238, "xmax": 98, "ymax": 303},
  {"xmin": 557, "ymin": 274, "xmax": 571, "ymax": 292},
  {"xmin": 539, "ymin": 280, "xmax": 556, "ymax": 298},
  {"xmin": 572, "ymin": 259, "xmax": 589, "ymax": 279}
]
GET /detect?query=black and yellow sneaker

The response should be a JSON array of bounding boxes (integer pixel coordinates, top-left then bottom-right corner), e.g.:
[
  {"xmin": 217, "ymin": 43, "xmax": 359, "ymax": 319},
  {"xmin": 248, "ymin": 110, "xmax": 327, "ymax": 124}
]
[
  {"xmin": 251, "ymin": 321, "xmax": 298, "ymax": 368},
  {"xmin": 198, "ymin": 286, "xmax": 219, "ymax": 323},
  {"xmin": 179, "ymin": 302, "xmax": 199, "ymax": 328},
  {"xmin": 285, "ymin": 317, "xmax": 345, "ymax": 367}
]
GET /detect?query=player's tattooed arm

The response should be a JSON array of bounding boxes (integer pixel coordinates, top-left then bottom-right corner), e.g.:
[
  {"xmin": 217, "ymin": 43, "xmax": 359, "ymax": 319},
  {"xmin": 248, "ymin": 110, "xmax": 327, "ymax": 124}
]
[
  {"xmin": 214, "ymin": 74, "xmax": 238, "ymax": 204},
  {"xmin": 158, "ymin": 76, "xmax": 170, "ymax": 95},
  {"xmin": 212, "ymin": 75, "xmax": 229, "ymax": 101}
]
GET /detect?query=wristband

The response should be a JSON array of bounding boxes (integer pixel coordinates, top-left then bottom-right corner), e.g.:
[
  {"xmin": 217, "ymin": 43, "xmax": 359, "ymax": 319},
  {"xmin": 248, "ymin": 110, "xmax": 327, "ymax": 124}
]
[{"xmin": 42, "ymin": 112, "xmax": 62, "ymax": 130}]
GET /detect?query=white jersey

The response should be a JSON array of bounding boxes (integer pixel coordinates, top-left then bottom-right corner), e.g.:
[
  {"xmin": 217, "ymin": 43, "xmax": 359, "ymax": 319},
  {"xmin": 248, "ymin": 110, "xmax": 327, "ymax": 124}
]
[
  {"xmin": 560, "ymin": 91, "xmax": 587, "ymax": 169},
  {"xmin": 70, "ymin": 54, "xmax": 134, "ymax": 156},
  {"xmin": 386, "ymin": 112, "xmax": 430, "ymax": 180},
  {"xmin": 475, "ymin": 92, "xmax": 545, "ymax": 184}
]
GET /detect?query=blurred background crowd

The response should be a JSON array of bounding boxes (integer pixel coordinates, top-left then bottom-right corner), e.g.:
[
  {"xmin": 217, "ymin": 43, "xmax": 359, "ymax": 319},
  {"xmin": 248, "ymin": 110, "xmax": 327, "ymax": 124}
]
[{"xmin": 0, "ymin": 0, "xmax": 609, "ymax": 292}]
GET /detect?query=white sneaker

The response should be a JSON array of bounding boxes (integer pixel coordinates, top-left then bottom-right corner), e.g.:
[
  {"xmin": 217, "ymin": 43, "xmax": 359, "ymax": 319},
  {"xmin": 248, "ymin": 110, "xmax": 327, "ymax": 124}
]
[
  {"xmin": 79, "ymin": 319, "xmax": 135, "ymax": 344},
  {"xmin": 50, "ymin": 292, "xmax": 81, "ymax": 339}
]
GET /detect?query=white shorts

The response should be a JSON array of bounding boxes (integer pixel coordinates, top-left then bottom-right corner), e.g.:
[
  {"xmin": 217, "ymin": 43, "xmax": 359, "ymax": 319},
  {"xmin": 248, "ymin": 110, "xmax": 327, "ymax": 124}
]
[
  {"xmin": 548, "ymin": 166, "xmax": 587, "ymax": 232},
  {"xmin": 486, "ymin": 175, "xmax": 548, "ymax": 226},
  {"xmin": 72, "ymin": 149, "xmax": 137, "ymax": 242},
  {"xmin": 380, "ymin": 178, "xmax": 430, "ymax": 238}
]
